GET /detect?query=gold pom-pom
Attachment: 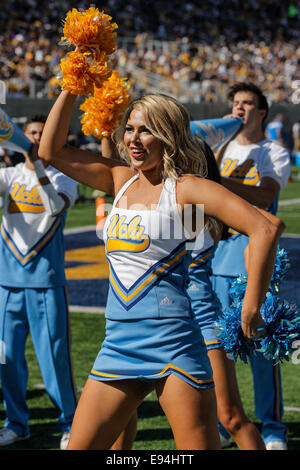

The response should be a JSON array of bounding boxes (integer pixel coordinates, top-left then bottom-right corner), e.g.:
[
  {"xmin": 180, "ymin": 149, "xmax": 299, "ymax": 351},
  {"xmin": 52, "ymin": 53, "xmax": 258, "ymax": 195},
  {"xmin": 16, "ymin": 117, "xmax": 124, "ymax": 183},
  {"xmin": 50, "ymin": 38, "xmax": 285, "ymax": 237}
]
[
  {"xmin": 61, "ymin": 7, "xmax": 118, "ymax": 55},
  {"xmin": 80, "ymin": 70, "xmax": 131, "ymax": 138},
  {"xmin": 59, "ymin": 50, "xmax": 112, "ymax": 96}
]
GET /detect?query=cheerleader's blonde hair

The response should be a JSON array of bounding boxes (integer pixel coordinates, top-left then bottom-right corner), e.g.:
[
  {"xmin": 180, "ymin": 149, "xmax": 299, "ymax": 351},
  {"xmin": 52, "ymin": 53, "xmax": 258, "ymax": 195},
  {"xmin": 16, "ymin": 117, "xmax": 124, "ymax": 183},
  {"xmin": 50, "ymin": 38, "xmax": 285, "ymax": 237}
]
[{"xmin": 114, "ymin": 93, "xmax": 208, "ymax": 180}]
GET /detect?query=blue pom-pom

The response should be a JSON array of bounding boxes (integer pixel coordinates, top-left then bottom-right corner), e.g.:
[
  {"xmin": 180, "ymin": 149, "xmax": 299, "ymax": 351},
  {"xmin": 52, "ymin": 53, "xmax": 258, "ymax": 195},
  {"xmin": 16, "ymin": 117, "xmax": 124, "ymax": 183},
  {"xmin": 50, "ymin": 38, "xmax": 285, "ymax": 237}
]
[
  {"xmin": 217, "ymin": 293, "xmax": 300, "ymax": 363},
  {"xmin": 229, "ymin": 246, "xmax": 290, "ymax": 301},
  {"xmin": 228, "ymin": 275, "xmax": 247, "ymax": 303},
  {"xmin": 258, "ymin": 293, "xmax": 300, "ymax": 363},
  {"xmin": 272, "ymin": 247, "xmax": 290, "ymax": 284},
  {"xmin": 217, "ymin": 245, "xmax": 298, "ymax": 363},
  {"xmin": 216, "ymin": 300, "xmax": 254, "ymax": 364},
  {"xmin": 270, "ymin": 247, "xmax": 290, "ymax": 295}
]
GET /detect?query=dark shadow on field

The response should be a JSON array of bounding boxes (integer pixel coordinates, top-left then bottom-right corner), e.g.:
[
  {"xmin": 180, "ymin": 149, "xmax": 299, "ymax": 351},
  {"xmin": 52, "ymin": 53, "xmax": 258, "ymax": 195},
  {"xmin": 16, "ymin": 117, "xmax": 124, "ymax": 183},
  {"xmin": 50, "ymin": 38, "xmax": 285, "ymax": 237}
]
[
  {"xmin": 135, "ymin": 400, "xmax": 173, "ymax": 442},
  {"xmin": 0, "ymin": 388, "xmax": 46, "ymax": 402},
  {"xmin": 0, "ymin": 421, "xmax": 60, "ymax": 450},
  {"xmin": 137, "ymin": 400, "xmax": 165, "ymax": 419},
  {"xmin": 284, "ymin": 422, "xmax": 300, "ymax": 450},
  {"xmin": 136, "ymin": 427, "xmax": 174, "ymax": 442},
  {"xmin": 0, "ymin": 418, "xmax": 61, "ymax": 450}
]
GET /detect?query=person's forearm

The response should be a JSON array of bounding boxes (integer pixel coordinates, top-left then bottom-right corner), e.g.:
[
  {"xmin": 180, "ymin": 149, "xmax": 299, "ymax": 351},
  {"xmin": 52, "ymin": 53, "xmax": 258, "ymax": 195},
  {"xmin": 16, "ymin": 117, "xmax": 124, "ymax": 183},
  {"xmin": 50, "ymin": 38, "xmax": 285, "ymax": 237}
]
[
  {"xmin": 257, "ymin": 209, "xmax": 286, "ymax": 236},
  {"xmin": 37, "ymin": 91, "xmax": 119, "ymax": 196},
  {"xmin": 39, "ymin": 91, "xmax": 77, "ymax": 163},
  {"xmin": 244, "ymin": 211, "xmax": 285, "ymax": 271},
  {"xmin": 241, "ymin": 223, "xmax": 280, "ymax": 337},
  {"xmin": 247, "ymin": 231, "xmax": 278, "ymax": 303},
  {"xmin": 221, "ymin": 177, "xmax": 275, "ymax": 209}
]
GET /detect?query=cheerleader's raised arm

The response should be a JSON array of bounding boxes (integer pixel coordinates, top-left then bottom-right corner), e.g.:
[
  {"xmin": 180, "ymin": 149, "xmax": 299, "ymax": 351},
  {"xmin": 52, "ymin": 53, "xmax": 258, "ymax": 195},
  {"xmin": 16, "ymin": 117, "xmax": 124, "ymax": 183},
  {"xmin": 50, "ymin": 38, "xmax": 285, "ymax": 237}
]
[{"xmin": 38, "ymin": 90, "xmax": 134, "ymax": 198}]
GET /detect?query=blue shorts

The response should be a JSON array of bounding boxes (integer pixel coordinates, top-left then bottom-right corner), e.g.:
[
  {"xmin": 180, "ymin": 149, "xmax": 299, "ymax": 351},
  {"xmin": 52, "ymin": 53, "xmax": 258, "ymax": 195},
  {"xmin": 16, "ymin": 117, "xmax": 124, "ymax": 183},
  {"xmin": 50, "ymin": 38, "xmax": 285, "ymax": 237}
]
[{"xmin": 89, "ymin": 316, "xmax": 214, "ymax": 390}]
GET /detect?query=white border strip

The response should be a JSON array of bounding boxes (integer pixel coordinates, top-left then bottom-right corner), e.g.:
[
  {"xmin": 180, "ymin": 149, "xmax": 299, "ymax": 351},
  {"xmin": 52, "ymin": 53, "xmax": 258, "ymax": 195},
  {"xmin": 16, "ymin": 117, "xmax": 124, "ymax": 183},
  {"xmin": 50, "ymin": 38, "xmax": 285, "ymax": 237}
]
[
  {"xmin": 281, "ymin": 233, "xmax": 300, "ymax": 238},
  {"xmin": 284, "ymin": 406, "xmax": 300, "ymax": 412},
  {"xmin": 69, "ymin": 305, "xmax": 106, "ymax": 314},
  {"xmin": 279, "ymin": 198, "xmax": 300, "ymax": 206},
  {"xmin": 64, "ymin": 225, "xmax": 96, "ymax": 234}
]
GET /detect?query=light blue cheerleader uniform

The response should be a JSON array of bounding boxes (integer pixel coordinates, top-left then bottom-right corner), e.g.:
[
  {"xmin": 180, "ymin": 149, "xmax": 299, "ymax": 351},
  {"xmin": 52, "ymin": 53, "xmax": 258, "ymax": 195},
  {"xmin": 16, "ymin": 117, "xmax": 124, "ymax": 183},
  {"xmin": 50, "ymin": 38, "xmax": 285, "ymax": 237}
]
[
  {"xmin": 0, "ymin": 162, "xmax": 78, "ymax": 438},
  {"xmin": 89, "ymin": 174, "xmax": 214, "ymax": 389},
  {"xmin": 186, "ymin": 232, "xmax": 223, "ymax": 351}
]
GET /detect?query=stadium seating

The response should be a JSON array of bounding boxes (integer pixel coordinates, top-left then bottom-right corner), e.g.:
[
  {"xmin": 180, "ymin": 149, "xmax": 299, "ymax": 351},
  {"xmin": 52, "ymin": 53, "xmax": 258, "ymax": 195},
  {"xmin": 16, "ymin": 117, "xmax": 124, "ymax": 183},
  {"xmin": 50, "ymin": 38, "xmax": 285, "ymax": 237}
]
[{"xmin": 1, "ymin": 1, "xmax": 300, "ymax": 103}]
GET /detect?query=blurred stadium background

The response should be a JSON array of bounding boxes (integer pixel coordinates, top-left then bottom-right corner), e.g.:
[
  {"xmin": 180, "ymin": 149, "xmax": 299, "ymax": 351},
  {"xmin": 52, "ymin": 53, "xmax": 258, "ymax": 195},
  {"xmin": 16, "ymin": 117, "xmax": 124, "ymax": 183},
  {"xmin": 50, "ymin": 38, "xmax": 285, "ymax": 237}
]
[{"xmin": 2, "ymin": 1, "xmax": 300, "ymax": 131}]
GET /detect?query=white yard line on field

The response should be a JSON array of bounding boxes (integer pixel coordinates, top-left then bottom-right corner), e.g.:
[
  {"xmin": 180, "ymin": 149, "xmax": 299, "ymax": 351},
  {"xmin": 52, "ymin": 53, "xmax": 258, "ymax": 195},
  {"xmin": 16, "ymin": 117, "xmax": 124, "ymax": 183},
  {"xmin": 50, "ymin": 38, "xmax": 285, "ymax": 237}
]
[
  {"xmin": 279, "ymin": 198, "xmax": 300, "ymax": 206},
  {"xmin": 69, "ymin": 305, "xmax": 106, "ymax": 314},
  {"xmin": 284, "ymin": 406, "xmax": 300, "ymax": 412}
]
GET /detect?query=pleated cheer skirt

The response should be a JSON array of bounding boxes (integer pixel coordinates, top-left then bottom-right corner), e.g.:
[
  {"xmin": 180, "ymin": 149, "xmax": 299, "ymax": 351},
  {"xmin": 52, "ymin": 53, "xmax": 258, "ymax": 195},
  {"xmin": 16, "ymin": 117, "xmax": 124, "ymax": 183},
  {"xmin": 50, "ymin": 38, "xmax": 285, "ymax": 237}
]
[{"xmin": 89, "ymin": 316, "xmax": 214, "ymax": 389}]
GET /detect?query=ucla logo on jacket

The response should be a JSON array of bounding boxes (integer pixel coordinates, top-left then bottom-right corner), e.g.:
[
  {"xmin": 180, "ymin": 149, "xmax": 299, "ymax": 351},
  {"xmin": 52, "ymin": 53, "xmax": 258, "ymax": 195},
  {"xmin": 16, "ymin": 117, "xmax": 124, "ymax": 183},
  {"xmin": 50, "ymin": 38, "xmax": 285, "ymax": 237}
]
[
  {"xmin": 8, "ymin": 183, "xmax": 44, "ymax": 213},
  {"xmin": 106, "ymin": 214, "xmax": 150, "ymax": 253},
  {"xmin": 221, "ymin": 158, "xmax": 259, "ymax": 185},
  {"xmin": 2, "ymin": 182, "xmax": 60, "ymax": 265}
]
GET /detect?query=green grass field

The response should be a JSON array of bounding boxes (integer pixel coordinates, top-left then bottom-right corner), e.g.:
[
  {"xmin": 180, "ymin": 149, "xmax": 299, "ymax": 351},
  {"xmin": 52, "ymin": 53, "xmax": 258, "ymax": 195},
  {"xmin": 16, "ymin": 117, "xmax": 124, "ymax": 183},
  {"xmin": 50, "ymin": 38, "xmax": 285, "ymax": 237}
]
[
  {"xmin": 277, "ymin": 166, "xmax": 300, "ymax": 234},
  {"xmin": 0, "ymin": 167, "xmax": 299, "ymax": 451}
]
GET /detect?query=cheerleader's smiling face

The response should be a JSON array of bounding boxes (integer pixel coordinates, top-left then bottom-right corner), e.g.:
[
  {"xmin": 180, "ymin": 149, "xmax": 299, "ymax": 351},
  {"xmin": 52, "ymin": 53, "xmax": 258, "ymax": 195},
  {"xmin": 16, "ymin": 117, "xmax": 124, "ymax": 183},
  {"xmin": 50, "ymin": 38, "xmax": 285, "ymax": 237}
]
[{"xmin": 124, "ymin": 108, "xmax": 163, "ymax": 171}]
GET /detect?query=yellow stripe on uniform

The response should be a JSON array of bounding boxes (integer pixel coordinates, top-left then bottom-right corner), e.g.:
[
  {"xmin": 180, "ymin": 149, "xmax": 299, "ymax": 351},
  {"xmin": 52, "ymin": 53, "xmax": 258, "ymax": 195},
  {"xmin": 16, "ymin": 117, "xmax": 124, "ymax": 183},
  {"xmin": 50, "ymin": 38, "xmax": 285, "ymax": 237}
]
[
  {"xmin": 1, "ymin": 218, "xmax": 60, "ymax": 264},
  {"xmin": 8, "ymin": 202, "xmax": 44, "ymax": 213},
  {"xmin": 188, "ymin": 252, "xmax": 211, "ymax": 270},
  {"xmin": 205, "ymin": 340, "xmax": 221, "ymax": 346},
  {"xmin": 156, "ymin": 363, "xmax": 214, "ymax": 385},
  {"xmin": 106, "ymin": 237, "xmax": 150, "ymax": 254},
  {"xmin": 90, "ymin": 369, "xmax": 127, "ymax": 379}
]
